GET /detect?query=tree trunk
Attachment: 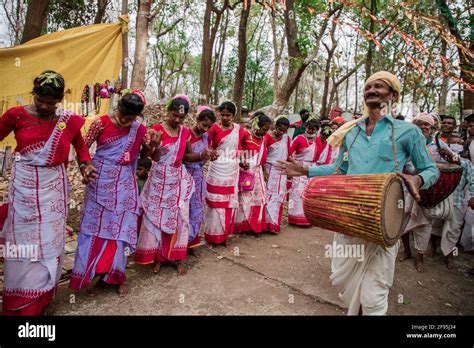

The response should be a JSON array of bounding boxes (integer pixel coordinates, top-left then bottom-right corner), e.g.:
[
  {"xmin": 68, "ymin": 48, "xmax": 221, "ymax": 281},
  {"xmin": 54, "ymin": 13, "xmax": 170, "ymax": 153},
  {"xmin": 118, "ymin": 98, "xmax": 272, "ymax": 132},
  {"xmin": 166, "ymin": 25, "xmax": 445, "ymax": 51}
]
[
  {"xmin": 21, "ymin": 0, "xmax": 50, "ymax": 44},
  {"xmin": 130, "ymin": 0, "xmax": 151, "ymax": 90},
  {"xmin": 364, "ymin": 0, "xmax": 377, "ymax": 79},
  {"xmin": 121, "ymin": 0, "xmax": 129, "ymax": 88},
  {"xmin": 15, "ymin": 0, "xmax": 23, "ymax": 44},
  {"xmin": 270, "ymin": 9, "xmax": 284, "ymax": 96},
  {"xmin": 436, "ymin": 0, "xmax": 474, "ymax": 112},
  {"xmin": 213, "ymin": 12, "xmax": 229, "ymax": 105},
  {"xmin": 94, "ymin": 0, "xmax": 109, "ymax": 24},
  {"xmin": 267, "ymin": 1, "xmax": 341, "ymax": 117},
  {"xmin": 310, "ymin": 66, "xmax": 315, "ymax": 111},
  {"xmin": 2, "ymin": 0, "xmax": 25, "ymax": 45},
  {"xmin": 199, "ymin": 0, "xmax": 213, "ymax": 103},
  {"xmin": 199, "ymin": 0, "xmax": 228, "ymax": 104},
  {"xmin": 460, "ymin": 46, "xmax": 474, "ymax": 111},
  {"xmin": 232, "ymin": 2, "xmax": 251, "ymax": 119},
  {"xmin": 438, "ymin": 40, "xmax": 449, "ymax": 114},
  {"xmin": 293, "ymin": 83, "xmax": 299, "ymax": 112},
  {"xmin": 320, "ymin": 21, "xmax": 337, "ymax": 119}
]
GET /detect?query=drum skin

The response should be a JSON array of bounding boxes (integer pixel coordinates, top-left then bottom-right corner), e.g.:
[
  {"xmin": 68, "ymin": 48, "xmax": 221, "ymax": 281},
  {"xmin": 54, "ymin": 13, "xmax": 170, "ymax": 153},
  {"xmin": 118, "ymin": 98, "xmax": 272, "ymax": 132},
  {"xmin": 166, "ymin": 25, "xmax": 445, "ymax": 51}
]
[{"xmin": 302, "ymin": 173, "xmax": 405, "ymax": 247}]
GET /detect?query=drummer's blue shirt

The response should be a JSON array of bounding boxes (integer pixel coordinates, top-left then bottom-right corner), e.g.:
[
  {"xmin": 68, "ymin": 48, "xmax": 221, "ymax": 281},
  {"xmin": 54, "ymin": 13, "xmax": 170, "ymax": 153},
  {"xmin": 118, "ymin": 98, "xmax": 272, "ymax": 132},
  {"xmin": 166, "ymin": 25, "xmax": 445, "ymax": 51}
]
[{"xmin": 307, "ymin": 115, "xmax": 439, "ymax": 190}]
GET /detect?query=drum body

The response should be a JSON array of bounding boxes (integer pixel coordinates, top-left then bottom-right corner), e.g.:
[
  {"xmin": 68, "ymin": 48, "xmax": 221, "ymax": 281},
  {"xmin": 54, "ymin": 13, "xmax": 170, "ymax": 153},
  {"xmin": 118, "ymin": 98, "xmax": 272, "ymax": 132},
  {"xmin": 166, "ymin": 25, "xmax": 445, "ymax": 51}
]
[
  {"xmin": 303, "ymin": 173, "xmax": 404, "ymax": 247},
  {"xmin": 419, "ymin": 163, "xmax": 462, "ymax": 208}
]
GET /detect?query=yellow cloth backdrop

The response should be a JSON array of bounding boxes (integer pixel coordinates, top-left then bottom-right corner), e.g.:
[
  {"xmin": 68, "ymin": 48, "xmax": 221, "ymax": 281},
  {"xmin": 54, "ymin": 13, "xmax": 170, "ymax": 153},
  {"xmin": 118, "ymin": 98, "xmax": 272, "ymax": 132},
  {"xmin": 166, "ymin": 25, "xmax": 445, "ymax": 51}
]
[{"xmin": 0, "ymin": 16, "xmax": 127, "ymax": 149}]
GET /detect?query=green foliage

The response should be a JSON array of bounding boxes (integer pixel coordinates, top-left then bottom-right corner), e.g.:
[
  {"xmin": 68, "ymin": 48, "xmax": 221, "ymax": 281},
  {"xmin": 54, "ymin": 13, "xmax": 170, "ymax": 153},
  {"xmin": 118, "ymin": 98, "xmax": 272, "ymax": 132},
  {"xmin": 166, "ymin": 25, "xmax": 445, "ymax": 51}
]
[
  {"xmin": 445, "ymin": 98, "xmax": 460, "ymax": 118},
  {"xmin": 47, "ymin": 0, "xmax": 100, "ymax": 31}
]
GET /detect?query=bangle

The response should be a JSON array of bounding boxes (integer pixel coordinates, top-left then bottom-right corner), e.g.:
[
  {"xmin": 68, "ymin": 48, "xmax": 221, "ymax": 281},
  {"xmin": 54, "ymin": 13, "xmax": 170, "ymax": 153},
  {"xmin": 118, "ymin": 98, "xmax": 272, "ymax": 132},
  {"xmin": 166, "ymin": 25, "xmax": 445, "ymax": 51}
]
[
  {"xmin": 79, "ymin": 163, "xmax": 86, "ymax": 169},
  {"xmin": 199, "ymin": 151, "xmax": 203, "ymax": 160}
]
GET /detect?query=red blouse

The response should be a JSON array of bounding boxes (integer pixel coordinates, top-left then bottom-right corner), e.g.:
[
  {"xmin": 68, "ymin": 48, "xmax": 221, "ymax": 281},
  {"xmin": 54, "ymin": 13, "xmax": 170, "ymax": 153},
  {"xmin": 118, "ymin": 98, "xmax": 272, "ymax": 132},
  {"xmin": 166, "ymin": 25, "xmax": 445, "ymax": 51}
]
[
  {"xmin": 242, "ymin": 131, "xmax": 268, "ymax": 165},
  {"xmin": 189, "ymin": 129, "xmax": 203, "ymax": 144},
  {"xmin": 0, "ymin": 106, "xmax": 90, "ymax": 164},
  {"xmin": 289, "ymin": 134, "xmax": 313, "ymax": 156},
  {"xmin": 289, "ymin": 134, "xmax": 327, "ymax": 162},
  {"xmin": 207, "ymin": 123, "xmax": 246, "ymax": 150},
  {"xmin": 151, "ymin": 123, "xmax": 191, "ymax": 146}
]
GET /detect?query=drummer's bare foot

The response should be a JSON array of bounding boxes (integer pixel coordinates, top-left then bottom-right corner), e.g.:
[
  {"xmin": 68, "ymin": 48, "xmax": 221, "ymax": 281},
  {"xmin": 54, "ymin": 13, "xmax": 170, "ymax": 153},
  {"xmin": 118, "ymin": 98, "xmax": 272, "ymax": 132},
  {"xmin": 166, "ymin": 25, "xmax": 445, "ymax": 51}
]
[
  {"xmin": 445, "ymin": 253, "xmax": 454, "ymax": 269},
  {"xmin": 188, "ymin": 248, "xmax": 201, "ymax": 258},
  {"xmin": 118, "ymin": 283, "xmax": 130, "ymax": 297},
  {"xmin": 176, "ymin": 261, "xmax": 187, "ymax": 276},
  {"xmin": 152, "ymin": 262, "xmax": 162, "ymax": 274},
  {"xmin": 415, "ymin": 253, "xmax": 425, "ymax": 273}
]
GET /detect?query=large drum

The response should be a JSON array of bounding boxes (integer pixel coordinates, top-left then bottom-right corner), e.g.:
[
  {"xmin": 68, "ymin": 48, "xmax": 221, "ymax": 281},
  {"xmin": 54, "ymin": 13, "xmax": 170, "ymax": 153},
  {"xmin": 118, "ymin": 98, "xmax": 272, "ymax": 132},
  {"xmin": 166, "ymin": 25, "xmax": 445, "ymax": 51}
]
[
  {"xmin": 419, "ymin": 163, "xmax": 462, "ymax": 208},
  {"xmin": 302, "ymin": 173, "xmax": 404, "ymax": 247}
]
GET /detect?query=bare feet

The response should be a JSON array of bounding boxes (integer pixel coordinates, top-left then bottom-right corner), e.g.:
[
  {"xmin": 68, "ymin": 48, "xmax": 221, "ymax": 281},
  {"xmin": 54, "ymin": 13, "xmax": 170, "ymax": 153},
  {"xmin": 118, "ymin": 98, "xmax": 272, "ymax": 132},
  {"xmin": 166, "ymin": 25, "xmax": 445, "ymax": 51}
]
[
  {"xmin": 415, "ymin": 253, "xmax": 425, "ymax": 273},
  {"xmin": 398, "ymin": 250, "xmax": 412, "ymax": 261},
  {"xmin": 152, "ymin": 262, "xmax": 162, "ymax": 274},
  {"xmin": 399, "ymin": 233, "xmax": 411, "ymax": 261},
  {"xmin": 176, "ymin": 261, "xmax": 187, "ymax": 276},
  {"xmin": 87, "ymin": 279, "xmax": 106, "ymax": 297},
  {"xmin": 425, "ymin": 240, "xmax": 436, "ymax": 257},
  {"xmin": 118, "ymin": 283, "xmax": 130, "ymax": 297},
  {"xmin": 188, "ymin": 248, "xmax": 202, "ymax": 258},
  {"xmin": 445, "ymin": 253, "xmax": 454, "ymax": 269},
  {"xmin": 206, "ymin": 243, "xmax": 214, "ymax": 250}
]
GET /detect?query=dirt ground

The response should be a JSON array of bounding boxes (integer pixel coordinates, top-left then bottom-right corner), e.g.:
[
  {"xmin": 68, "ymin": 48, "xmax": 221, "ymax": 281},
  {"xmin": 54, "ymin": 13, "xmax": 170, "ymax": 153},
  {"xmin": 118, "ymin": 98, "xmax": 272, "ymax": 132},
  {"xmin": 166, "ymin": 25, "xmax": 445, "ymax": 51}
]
[{"xmin": 49, "ymin": 219, "xmax": 474, "ymax": 316}]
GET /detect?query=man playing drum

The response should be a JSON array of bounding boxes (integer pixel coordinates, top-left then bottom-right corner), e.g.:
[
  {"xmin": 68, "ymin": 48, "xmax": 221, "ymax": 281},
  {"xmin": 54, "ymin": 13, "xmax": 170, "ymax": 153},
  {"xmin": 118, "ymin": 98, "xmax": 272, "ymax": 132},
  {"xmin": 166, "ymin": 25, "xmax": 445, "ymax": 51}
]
[
  {"xmin": 401, "ymin": 113, "xmax": 461, "ymax": 272},
  {"xmin": 277, "ymin": 71, "xmax": 439, "ymax": 315}
]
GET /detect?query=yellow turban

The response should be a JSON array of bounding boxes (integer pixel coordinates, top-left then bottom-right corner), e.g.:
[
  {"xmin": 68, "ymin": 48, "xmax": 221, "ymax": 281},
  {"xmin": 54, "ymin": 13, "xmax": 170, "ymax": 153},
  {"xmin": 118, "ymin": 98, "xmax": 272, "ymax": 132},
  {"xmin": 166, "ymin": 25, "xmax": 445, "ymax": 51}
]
[{"xmin": 327, "ymin": 71, "xmax": 401, "ymax": 147}]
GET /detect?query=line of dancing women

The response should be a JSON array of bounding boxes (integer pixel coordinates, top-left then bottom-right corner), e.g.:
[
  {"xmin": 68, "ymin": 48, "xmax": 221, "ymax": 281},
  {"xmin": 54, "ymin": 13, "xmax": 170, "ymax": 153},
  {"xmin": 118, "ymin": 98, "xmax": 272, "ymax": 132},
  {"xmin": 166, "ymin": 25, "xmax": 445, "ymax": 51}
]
[{"xmin": 0, "ymin": 71, "xmax": 342, "ymax": 315}]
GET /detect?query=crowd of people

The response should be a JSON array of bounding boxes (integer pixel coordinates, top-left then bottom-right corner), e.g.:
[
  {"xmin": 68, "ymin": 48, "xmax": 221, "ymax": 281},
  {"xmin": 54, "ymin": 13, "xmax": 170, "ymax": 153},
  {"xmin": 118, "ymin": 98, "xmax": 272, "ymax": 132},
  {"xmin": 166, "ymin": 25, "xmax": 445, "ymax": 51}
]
[{"xmin": 0, "ymin": 70, "xmax": 472, "ymax": 316}]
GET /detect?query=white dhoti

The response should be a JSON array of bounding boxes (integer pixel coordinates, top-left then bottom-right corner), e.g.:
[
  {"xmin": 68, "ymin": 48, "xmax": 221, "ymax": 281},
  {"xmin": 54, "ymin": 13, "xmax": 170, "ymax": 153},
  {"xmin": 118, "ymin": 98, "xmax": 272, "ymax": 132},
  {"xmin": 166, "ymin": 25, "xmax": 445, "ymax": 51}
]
[
  {"xmin": 404, "ymin": 193, "xmax": 455, "ymax": 254},
  {"xmin": 330, "ymin": 233, "xmax": 399, "ymax": 315},
  {"xmin": 403, "ymin": 194, "xmax": 432, "ymax": 253},
  {"xmin": 412, "ymin": 225, "xmax": 432, "ymax": 253},
  {"xmin": 461, "ymin": 208, "xmax": 474, "ymax": 251},
  {"xmin": 432, "ymin": 204, "xmax": 464, "ymax": 256}
]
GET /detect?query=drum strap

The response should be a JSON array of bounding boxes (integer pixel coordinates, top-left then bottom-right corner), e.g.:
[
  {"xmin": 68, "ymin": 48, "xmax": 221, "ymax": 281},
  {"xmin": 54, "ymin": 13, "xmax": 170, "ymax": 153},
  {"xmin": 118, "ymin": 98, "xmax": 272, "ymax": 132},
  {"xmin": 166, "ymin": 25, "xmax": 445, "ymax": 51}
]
[
  {"xmin": 335, "ymin": 128, "xmax": 361, "ymax": 174},
  {"xmin": 391, "ymin": 123, "xmax": 399, "ymax": 172},
  {"xmin": 335, "ymin": 122, "xmax": 399, "ymax": 174}
]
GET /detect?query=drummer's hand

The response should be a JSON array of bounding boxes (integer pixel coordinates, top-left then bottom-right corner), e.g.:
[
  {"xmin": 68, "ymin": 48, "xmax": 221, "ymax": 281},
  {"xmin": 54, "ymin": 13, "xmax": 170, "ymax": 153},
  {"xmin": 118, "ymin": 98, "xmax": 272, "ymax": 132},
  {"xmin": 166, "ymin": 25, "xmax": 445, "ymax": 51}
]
[
  {"xmin": 397, "ymin": 172, "xmax": 423, "ymax": 203},
  {"xmin": 276, "ymin": 158, "xmax": 308, "ymax": 178},
  {"xmin": 469, "ymin": 197, "xmax": 474, "ymax": 209}
]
